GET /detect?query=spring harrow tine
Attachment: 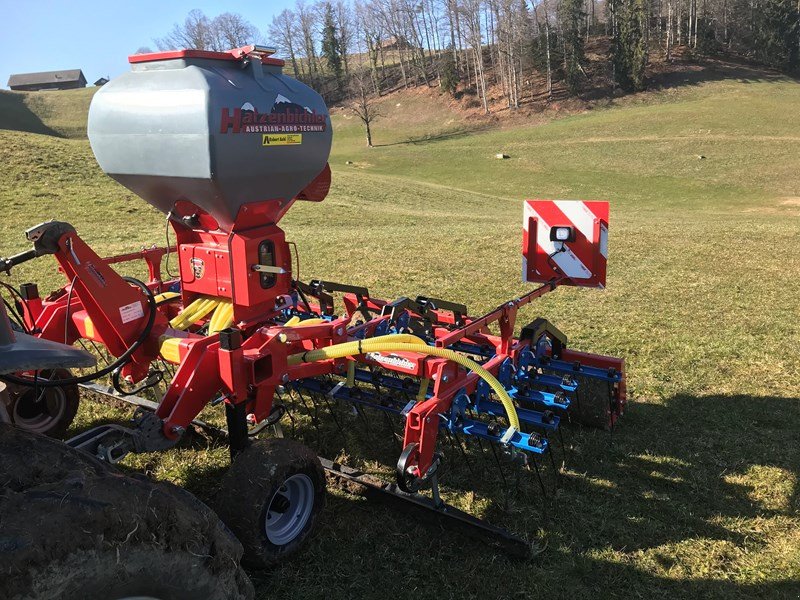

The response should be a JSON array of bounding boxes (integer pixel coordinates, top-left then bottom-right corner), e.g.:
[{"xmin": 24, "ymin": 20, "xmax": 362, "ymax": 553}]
[
  {"xmin": 352, "ymin": 401, "xmax": 376, "ymax": 445},
  {"xmin": 545, "ymin": 433, "xmax": 560, "ymax": 491},
  {"xmin": 442, "ymin": 428, "xmax": 466, "ymax": 472},
  {"xmin": 292, "ymin": 386, "xmax": 324, "ymax": 443},
  {"xmin": 319, "ymin": 378, "xmax": 351, "ymax": 452},
  {"xmin": 531, "ymin": 456, "xmax": 547, "ymax": 500},
  {"xmin": 488, "ymin": 441, "xmax": 512, "ymax": 511},
  {"xmin": 278, "ymin": 391, "xmax": 298, "ymax": 438},
  {"xmin": 452, "ymin": 429, "xmax": 477, "ymax": 479},
  {"xmin": 557, "ymin": 426, "xmax": 568, "ymax": 469}
]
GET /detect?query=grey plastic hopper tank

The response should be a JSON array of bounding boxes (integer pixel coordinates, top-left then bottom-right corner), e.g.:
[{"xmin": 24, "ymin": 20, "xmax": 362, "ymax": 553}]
[{"xmin": 87, "ymin": 47, "xmax": 333, "ymax": 230}]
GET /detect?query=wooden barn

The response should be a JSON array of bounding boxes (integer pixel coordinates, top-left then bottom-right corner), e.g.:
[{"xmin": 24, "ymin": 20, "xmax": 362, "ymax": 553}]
[{"xmin": 7, "ymin": 69, "xmax": 87, "ymax": 91}]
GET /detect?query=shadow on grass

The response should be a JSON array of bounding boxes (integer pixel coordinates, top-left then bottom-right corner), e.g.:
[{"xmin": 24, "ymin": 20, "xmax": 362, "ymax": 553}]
[
  {"xmin": 76, "ymin": 390, "xmax": 799, "ymax": 597},
  {"xmin": 647, "ymin": 56, "xmax": 798, "ymax": 91},
  {"xmin": 579, "ymin": 53, "xmax": 797, "ymax": 103},
  {"xmin": 373, "ymin": 125, "xmax": 493, "ymax": 147},
  {"xmin": 0, "ymin": 92, "xmax": 62, "ymax": 137}
]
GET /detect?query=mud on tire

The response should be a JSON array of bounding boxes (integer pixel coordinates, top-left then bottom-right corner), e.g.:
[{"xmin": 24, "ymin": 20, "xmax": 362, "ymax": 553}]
[
  {"xmin": 215, "ymin": 437, "xmax": 326, "ymax": 570},
  {"xmin": 0, "ymin": 424, "xmax": 254, "ymax": 600},
  {"xmin": 5, "ymin": 368, "xmax": 79, "ymax": 438}
]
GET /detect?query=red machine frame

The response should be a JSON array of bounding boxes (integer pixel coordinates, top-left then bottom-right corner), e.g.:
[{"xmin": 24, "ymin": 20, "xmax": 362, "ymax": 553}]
[{"xmin": 18, "ymin": 204, "xmax": 625, "ymax": 477}]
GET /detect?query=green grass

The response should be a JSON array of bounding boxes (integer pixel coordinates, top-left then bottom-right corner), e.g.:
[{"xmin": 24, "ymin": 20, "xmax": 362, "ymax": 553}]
[{"xmin": 2, "ymin": 70, "xmax": 799, "ymax": 598}]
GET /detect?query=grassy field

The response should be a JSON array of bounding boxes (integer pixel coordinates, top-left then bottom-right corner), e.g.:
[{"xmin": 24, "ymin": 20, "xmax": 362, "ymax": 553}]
[{"xmin": 1, "ymin": 66, "xmax": 799, "ymax": 599}]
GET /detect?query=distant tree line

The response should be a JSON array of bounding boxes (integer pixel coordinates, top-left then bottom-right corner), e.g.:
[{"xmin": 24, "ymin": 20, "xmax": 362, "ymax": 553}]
[{"xmin": 152, "ymin": 2, "xmax": 799, "ymax": 109}]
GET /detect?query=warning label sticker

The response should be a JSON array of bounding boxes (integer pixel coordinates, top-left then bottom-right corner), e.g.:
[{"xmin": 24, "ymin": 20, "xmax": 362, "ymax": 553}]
[
  {"xmin": 119, "ymin": 300, "xmax": 144, "ymax": 324},
  {"xmin": 262, "ymin": 133, "xmax": 303, "ymax": 146}
]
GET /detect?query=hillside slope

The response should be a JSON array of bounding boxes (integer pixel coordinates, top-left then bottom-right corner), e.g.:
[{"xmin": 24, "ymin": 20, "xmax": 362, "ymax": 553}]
[{"xmin": 0, "ymin": 87, "xmax": 95, "ymax": 139}]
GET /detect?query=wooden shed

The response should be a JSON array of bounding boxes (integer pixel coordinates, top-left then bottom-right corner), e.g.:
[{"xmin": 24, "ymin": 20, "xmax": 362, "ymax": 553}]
[{"xmin": 7, "ymin": 70, "xmax": 87, "ymax": 91}]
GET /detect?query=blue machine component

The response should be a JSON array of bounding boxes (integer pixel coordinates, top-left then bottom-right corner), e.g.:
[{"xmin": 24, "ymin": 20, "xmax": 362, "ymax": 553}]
[
  {"xmin": 533, "ymin": 356, "xmax": 622, "ymax": 383},
  {"xmin": 291, "ymin": 364, "xmax": 553, "ymax": 455}
]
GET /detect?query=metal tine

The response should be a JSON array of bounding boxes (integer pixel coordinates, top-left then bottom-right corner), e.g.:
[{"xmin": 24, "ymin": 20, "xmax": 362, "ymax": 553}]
[
  {"xmin": 442, "ymin": 428, "xmax": 465, "ymax": 471},
  {"xmin": 272, "ymin": 387, "xmax": 297, "ymax": 437},
  {"xmin": 607, "ymin": 380, "xmax": 615, "ymax": 446},
  {"xmin": 380, "ymin": 409, "xmax": 402, "ymax": 453},
  {"xmin": 317, "ymin": 375, "xmax": 350, "ymax": 452},
  {"xmin": 573, "ymin": 384, "xmax": 585, "ymax": 431},
  {"xmin": 281, "ymin": 397, "xmax": 298, "ymax": 438},
  {"xmin": 557, "ymin": 426, "xmax": 569, "ymax": 470},
  {"xmin": 488, "ymin": 440, "xmax": 513, "ymax": 512},
  {"xmin": 293, "ymin": 386, "xmax": 324, "ymax": 444},
  {"xmin": 530, "ymin": 456, "xmax": 548, "ymax": 501},
  {"xmin": 451, "ymin": 429, "xmax": 477, "ymax": 479},
  {"xmin": 351, "ymin": 401, "xmax": 376, "ymax": 445},
  {"xmin": 368, "ymin": 367, "xmax": 404, "ymax": 447},
  {"xmin": 545, "ymin": 433, "xmax": 561, "ymax": 493}
]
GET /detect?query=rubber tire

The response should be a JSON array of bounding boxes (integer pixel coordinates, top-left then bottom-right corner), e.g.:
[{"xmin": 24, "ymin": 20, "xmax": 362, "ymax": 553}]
[
  {"xmin": 0, "ymin": 424, "xmax": 254, "ymax": 600},
  {"xmin": 215, "ymin": 437, "xmax": 326, "ymax": 570},
  {"xmin": 7, "ymin": 368, "xmax": 79, "ymax": 438}
]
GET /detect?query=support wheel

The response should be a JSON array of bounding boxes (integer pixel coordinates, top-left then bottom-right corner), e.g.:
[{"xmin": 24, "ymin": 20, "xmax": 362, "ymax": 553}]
[
  {"xmin": 396, "ymin": 442, "xmax": 422, "ymax": 493},
  {"xmin": 216, "ymin": 437, "xmax": 326, "ymax": 569},
  {"xmin": 6, "ymin": 368, "xmax": 79, "ymax": 438}
]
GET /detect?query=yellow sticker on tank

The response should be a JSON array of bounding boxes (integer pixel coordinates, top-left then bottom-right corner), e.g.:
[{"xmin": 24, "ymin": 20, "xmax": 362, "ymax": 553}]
[{"xmin": 262, "ymin": 134, "xmax": 303, "ymax": 146}]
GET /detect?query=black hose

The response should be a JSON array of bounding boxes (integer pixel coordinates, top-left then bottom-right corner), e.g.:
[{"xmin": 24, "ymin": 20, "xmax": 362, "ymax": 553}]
[{"xmin": 0, "ymin": 277, "xmax": 158, "ymax": 388}]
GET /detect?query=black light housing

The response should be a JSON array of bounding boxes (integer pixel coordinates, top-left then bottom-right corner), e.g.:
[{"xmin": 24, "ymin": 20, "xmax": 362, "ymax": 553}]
[{"xmin": 549, "ymin": 226, "xmax": 576, "ymax": 243}]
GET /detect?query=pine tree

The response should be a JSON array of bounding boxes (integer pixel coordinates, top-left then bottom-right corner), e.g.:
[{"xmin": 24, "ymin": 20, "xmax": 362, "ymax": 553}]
[
  {"xmin": 561, "ymin": 0, "xmax": 586, "ymax": 94},
  {"xmin": 612, "ymin": 0, "xmax": 648, "ymax": 92},
  {"xmin": 752, "ymin": 0, "xmax": 800, "ymax": 71},
  {"xmin": 321, "ymin": 3, "xmax": 343, "ymax": 86},
  {"xmin": 440, "ymin": 46, "xmax": 459, "ymax": 97}
]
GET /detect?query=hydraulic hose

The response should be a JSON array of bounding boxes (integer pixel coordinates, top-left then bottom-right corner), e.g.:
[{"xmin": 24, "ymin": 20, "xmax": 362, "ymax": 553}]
[
  {"xmin": 0, "ymin": 277, "xmax": 157, "ymax": 388},
  {"xmin": 288, "ymin": 335, "xmax": 521, "ymax": 431}
]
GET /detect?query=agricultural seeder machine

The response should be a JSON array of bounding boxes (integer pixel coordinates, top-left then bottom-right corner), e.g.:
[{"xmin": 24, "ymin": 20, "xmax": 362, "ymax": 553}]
[{"xmin": 0, "ymin": 45, "xmax": 626, "ymax": 566}]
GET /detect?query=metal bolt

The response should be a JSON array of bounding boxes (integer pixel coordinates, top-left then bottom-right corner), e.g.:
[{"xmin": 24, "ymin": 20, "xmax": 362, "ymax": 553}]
[
  {"xmin": 171, "ymin": 426, "xmax": 185, "ymax": 435},
  {"xmin": 441, "ymin": 375, "xmax": 450, "ymax": 383},
  {"xmin": 281, "ymin": 373, "xmax": 289, "ymax": 384},
  {"xmin": 336, "ymin": 327, "xmax": 343, "ymax": 336}
]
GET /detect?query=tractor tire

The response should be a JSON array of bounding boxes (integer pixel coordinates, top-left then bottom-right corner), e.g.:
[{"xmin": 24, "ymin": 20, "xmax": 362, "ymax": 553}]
[
  {"xmin": 5, "ymin": 368, "xmax": 79, "ymax": 438},
  {"xmin": 0, "ymin": 424, "xmax": 254, "ymax": 600},
  {"xmin": 215, "ymin": 437, "xmax": 326, "ymax": 569}
]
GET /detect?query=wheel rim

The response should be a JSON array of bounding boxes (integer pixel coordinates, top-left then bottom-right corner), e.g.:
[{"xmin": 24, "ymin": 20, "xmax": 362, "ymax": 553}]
[
  {"xmin": 12, "ymin": 386, "xmax": 67, "ymax": 434},
  {"xmin": 264, "ymin": 473, "xmax": 314, "ymax": 546}
]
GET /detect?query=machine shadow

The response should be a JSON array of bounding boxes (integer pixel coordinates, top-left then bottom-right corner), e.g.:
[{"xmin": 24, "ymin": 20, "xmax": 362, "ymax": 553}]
[
  {"xmin": 81, "ymin": 387, "xmax": 797, "ymax": 594},
  {"xmin": 546, "ymin": 392, "xmax": 799, "ymax": 554}
]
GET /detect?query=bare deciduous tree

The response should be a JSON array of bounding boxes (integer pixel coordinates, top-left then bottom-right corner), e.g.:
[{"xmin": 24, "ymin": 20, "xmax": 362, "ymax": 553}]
[
  {"xmin": 155, "ymin": 9, "xmax": 215, "ymax": 51},
  {"xmin": 349, "ymin": 69, "xmax": 382, "ymax": 146},
  {"xmin": 155, "ymin": 10, "xmax": 258, "ymax": 52},
  {"xmin": 211, "ymin": 13, "xmax": 260, "ymax": 49}
]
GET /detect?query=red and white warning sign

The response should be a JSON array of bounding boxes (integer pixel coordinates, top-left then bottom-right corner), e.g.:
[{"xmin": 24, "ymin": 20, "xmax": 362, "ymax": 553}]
[{"xmin": 522, "ymin": 200, "xmax": 609, "ymax": 289}]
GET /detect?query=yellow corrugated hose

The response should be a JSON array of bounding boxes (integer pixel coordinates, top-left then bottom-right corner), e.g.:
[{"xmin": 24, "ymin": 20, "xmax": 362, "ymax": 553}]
[
  {"xmin": 287, "ymin": 335, "xmax": 520, "ymax": 430},
  {"xmin": 169, "ymin": 296, "xmax": 219, "ymax": 331}
]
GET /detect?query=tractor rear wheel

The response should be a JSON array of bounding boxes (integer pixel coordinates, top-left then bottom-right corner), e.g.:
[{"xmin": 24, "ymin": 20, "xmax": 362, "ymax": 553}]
[
  {"xmin": 5, "ymin": 368, "xmax": 79, "ymax": 438},
  {"xmin": 0, "ymin": 424, "xmax": 254, "ymax": 600},
  {"xmin": 215, "ymin": 437, "xmax": 326, "ymax": 569}
]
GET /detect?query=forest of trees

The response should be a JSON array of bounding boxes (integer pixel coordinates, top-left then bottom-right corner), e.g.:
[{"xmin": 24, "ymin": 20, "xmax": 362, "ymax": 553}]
[{"xmin": 152, "ymin": 1, "xmax": 799, "ymax": 111}]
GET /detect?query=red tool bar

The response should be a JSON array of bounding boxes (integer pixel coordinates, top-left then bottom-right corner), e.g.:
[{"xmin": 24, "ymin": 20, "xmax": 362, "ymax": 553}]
[{"xmin": 435, "ymin": 279, "xmax": 562, "ymax": 348}]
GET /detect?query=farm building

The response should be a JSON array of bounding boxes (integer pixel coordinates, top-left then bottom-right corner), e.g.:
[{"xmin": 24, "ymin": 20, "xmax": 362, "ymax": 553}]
[{"xmin": 7, "ymin": 69, "xmax": 86, "ymax": 91}]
